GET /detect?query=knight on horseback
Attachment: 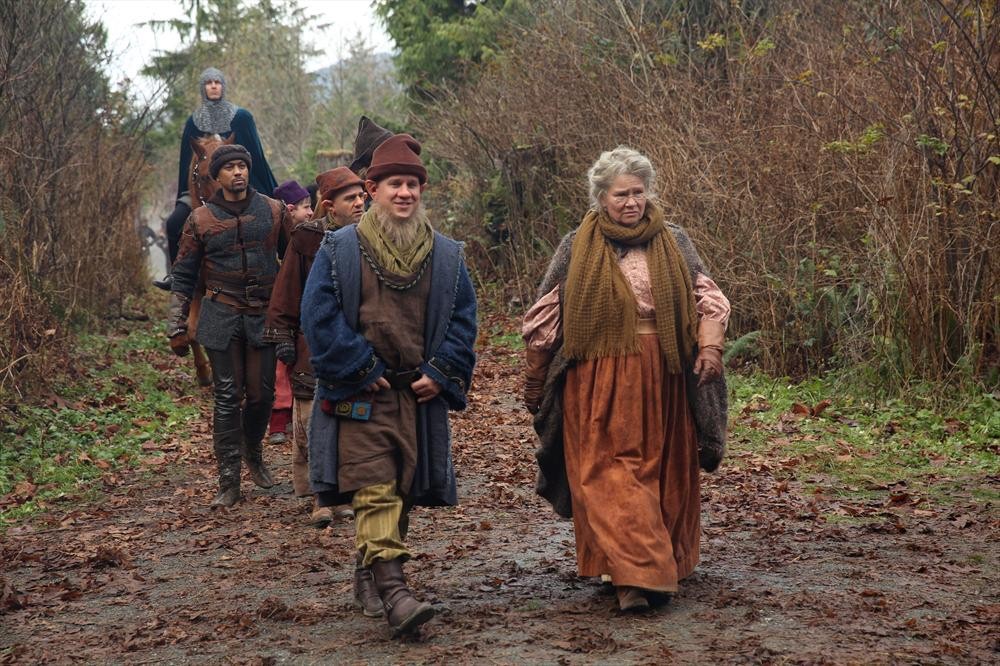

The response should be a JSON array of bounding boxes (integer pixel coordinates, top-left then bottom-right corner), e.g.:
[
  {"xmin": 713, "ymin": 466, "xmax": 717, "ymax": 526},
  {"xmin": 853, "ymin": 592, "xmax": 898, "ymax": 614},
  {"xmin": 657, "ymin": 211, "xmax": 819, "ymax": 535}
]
[
  {"xmin": 154, "ymin": 67, "xmax": 277, "ymax": 290},
  {"xmin": 166, "ymin": 144, "xmax": 287, "ymax": 508}
]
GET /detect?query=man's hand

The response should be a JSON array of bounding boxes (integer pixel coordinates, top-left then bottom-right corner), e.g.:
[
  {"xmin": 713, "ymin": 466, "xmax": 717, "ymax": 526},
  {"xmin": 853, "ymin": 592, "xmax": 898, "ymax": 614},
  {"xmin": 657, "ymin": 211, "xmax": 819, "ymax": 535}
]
[
  {"xmin": 410, "ymin": 374, "xmax": 442, "ymax": 404},
  {"xmin": 693, "ymin": 346, "xmax": 724, "ymax": 386},
  {"xmin": 169, "ymin": 332, "xmax": 191, "ymax": 357},
  {"xmin": 364, "ymin": 376, "xmax": 391, "ymax": 393},
  {"xmin": 275, "ymin": 341, "xmax": 296, "ymax": 366}
]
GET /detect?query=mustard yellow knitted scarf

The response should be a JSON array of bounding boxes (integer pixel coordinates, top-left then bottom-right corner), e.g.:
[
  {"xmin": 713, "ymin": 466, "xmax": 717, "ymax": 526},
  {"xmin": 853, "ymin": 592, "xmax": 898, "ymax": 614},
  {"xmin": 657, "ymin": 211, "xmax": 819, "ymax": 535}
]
[{"xmin": 562, "ymin": 201, "xmax": 697, "ymax": 372}]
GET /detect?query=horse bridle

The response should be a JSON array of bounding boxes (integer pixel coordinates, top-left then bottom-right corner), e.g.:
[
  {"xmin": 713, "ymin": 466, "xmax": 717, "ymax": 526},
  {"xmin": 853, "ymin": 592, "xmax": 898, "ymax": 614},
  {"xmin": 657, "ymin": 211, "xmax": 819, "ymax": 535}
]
[{"xmin": 191, "ymin": 153, "xmax": 213, "ymax": 206}]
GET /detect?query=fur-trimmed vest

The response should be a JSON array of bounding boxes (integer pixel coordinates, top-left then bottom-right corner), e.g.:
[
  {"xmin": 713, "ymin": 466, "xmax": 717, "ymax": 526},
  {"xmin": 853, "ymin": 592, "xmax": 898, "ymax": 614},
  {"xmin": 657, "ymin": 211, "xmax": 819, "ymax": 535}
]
[{"xmin": 533, "ymin": 225, "xmax": 729, "ymax": 518}]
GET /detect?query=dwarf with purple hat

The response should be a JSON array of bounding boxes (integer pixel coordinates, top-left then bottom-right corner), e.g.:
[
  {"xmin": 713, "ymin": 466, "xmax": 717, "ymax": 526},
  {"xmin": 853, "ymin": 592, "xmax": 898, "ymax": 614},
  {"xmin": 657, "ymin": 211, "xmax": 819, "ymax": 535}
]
[
  {"xmin": 273, "ymin": 180, "xmax": 314, "ymax": 231},
  {"xmin": 263, "ymin": 181, "xmax": 314, "ymax": 452},
  {"xmin": 301, "ymin": 135, "xmax": 478, "ymax": 636}
]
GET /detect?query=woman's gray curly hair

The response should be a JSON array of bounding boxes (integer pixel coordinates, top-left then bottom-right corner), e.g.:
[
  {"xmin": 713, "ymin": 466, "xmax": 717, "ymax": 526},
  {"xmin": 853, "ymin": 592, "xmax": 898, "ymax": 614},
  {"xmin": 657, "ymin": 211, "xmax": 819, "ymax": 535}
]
[{"xmin": 586, "ymin": 146, "xmax": 657, "ymax": 209}]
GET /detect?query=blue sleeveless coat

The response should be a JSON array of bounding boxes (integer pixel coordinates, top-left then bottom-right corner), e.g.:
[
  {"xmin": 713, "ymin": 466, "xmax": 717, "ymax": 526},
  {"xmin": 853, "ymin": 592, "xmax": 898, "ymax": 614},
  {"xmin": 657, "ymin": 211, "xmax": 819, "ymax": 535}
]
[{"xmin": 301, "ymin": 225, "xmax": 478, "ymax": 506}]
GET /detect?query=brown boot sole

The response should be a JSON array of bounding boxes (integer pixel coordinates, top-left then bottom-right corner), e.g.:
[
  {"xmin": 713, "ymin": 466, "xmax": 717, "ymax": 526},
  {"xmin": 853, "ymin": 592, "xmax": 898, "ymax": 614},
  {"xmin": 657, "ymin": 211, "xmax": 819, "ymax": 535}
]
[
  {"xmin": 617, "ymin": 587, "xmax": 651, "ymax": 613},
  {"xmin": 390, "ymin": 604, "xmax": 435, "ymax": 637},
  {"xmin": 619, "ymin": 598, "xmax": 651, "ymax": 613}
]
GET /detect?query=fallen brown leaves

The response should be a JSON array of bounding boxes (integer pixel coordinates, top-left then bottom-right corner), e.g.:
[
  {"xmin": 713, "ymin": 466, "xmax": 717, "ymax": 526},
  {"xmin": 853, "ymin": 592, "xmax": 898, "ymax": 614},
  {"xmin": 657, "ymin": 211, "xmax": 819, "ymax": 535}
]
[{"xmin": 0, "ymin": 319, "xmax": 997, "ymax": 664}]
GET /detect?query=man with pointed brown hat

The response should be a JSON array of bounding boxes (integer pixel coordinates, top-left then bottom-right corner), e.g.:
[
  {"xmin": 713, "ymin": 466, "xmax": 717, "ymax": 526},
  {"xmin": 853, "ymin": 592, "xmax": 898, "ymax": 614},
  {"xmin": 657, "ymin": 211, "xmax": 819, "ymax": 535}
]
[
  {"xmin": 349, "ymin": 115, "xmax": 393, "ymax": 178},
  {"xmin": 301, "ymin": 135, "xmax": 478, "ymax": 636}
]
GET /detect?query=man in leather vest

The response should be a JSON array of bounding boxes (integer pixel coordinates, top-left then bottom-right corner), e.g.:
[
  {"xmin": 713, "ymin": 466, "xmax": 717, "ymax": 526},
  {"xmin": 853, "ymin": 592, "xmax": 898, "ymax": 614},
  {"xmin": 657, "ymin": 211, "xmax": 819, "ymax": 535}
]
[{"xmin": 167, "ymin": 144, "xmax": 286, "ymax": 508}]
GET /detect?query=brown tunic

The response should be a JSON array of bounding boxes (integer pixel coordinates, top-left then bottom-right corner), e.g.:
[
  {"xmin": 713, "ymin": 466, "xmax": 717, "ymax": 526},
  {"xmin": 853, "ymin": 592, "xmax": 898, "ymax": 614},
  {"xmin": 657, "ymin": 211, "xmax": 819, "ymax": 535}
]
[
  {"xmin": 335, "ymin": 237, "xmax": 431, "ymax": 495},
  {"xmin": 264, "ymin": 220, "xmax": 325, "ymax": 398}
]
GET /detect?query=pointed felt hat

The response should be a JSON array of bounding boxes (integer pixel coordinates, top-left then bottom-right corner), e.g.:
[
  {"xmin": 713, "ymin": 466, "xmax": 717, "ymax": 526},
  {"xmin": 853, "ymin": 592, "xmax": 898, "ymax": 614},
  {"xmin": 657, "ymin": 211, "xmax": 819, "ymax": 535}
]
[{"xmin": 349, "ymin": 116, "xmax": 393, "ymax": 174}]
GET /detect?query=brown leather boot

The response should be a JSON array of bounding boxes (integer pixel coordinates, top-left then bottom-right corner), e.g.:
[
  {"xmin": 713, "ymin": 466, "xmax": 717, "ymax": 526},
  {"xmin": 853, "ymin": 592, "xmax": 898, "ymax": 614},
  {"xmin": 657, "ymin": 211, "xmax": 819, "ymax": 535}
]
[
  {"xmin": 241, "ymin": 436, "xmax": 275, "ymax": 488},
  {"xmin": 616, "ymin": 586, "xmax": 651, "ymax": 612},
  {"xmin": 210, "ymin": 484, "xmax": 241, "ymax": 508},
  {"xmin": 371, "ymin": 558, "xmax": 434, "ymax": 636},
  {"xmin": 354, "ymin": 554, "xmax": 384, "ymax": 618},
  {"xmin": 211, "ymin": 430, "xmax": 242, "ymax": 508},
  {"xmin": 309, "ymin": 499, "xmax": 333, "ymax": 528},
  {"xmin": 244, "ymin": 458, "xmax": 275, "ymax": 488}
]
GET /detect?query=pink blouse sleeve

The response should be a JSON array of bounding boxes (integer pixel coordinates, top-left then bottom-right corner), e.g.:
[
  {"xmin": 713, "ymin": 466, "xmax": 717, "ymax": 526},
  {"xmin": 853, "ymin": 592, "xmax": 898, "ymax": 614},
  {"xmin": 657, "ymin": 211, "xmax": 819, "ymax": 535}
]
[
  {"xmin": 695, "ymin": 273, "xmax": 730, "ymax": 326},
  {"xmin": 522, "ymin": 285, "xmax": 562, "ymax": 352}
]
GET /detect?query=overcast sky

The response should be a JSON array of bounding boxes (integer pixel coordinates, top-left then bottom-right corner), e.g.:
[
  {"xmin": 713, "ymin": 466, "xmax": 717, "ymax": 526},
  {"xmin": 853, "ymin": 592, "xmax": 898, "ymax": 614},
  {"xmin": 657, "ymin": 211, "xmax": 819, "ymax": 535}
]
[{"xmin": 83, "ymin": 0, "xmax": 393, "ymax": 101}]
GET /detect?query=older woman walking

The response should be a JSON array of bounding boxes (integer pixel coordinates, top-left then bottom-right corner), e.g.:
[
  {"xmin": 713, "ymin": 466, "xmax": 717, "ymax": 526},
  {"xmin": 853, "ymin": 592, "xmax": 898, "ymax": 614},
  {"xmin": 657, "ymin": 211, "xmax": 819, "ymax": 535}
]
[{"xmin": 523, "ymin": 146, "xmax": 730, "ymax": 611}]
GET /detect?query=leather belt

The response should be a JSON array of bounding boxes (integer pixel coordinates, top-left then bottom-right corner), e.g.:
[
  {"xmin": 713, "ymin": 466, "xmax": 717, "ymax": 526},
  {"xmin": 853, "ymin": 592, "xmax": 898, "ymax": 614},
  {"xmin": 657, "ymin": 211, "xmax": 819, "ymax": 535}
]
[
  {"xmin": 206, "ymin": 282, "xmax": 271, "ymax": 299},
  {"xmin": 204, "ymin": 271, "xmax": 274, "ymax": 304},
  {"xmin": 204, "ymin": 290, "xmax": 268, "ymax": 314},
  {"xmin": 383, "ymin": 368, "xmax": 420, "ymax": 391}
]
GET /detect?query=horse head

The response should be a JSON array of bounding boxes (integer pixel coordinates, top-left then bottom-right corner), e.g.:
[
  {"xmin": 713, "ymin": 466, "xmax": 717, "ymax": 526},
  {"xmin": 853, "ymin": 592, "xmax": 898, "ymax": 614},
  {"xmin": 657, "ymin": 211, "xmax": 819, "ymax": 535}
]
[{"xmin": 188, "ymin": 133, "xmax": 236, "ymax": 209}]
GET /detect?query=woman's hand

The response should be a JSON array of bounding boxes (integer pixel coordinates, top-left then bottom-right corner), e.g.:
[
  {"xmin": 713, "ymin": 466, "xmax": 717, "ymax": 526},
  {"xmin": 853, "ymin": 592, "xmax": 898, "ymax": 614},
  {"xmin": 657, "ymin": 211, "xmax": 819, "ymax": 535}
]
[
  {"xmin": 693, "ymin": 346, "xmax": 724, "ymax": 386},
  {"xmin": 524, "ymin": 348, "xmax": 553, "ymax": 414}
]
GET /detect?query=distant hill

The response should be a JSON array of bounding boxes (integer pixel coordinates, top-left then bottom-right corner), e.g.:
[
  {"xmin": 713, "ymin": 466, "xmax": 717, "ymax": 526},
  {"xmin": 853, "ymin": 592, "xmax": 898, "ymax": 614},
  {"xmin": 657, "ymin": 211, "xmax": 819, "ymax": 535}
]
[{"xmin": 312, "ymin": 51, "xmax": 396, "ymax": 98}]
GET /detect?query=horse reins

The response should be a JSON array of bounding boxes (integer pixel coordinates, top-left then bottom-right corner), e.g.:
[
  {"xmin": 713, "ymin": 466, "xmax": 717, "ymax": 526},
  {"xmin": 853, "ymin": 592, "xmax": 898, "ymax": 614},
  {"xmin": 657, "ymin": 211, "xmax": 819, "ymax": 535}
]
[{"xmin": 191, "ymin": 154, "xmax": 212, "ymax": 206}]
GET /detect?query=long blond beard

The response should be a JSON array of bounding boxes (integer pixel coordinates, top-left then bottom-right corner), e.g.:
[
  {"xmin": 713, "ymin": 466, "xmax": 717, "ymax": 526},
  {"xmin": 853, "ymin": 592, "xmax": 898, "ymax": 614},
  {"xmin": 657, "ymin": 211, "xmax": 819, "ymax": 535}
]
[{"xmin": 371, "ymin": 201, "xmax": 430, "ymax": 250}]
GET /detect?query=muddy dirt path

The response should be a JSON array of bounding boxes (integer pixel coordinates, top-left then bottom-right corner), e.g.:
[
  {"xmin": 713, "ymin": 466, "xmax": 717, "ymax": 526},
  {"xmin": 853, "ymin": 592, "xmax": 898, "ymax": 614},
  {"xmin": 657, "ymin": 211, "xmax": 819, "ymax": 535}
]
[{"xmin": 2, "ymin": 342, "xmax": 997, "ymax": 664}]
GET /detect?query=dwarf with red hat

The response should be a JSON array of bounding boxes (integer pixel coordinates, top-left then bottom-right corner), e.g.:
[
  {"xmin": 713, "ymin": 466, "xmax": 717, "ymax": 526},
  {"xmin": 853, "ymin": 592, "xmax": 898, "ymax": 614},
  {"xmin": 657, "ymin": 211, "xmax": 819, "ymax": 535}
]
[
  {"xmin": 301, "ymin": 135, "xmax": 478, "ymax": 636},
  {"xmin": 265, "ymin": 170, "xmax": 364, "ymax": 530},
  {"xmin": 313, "ymin": 166, "xmax": 367, "ymax": 230}
]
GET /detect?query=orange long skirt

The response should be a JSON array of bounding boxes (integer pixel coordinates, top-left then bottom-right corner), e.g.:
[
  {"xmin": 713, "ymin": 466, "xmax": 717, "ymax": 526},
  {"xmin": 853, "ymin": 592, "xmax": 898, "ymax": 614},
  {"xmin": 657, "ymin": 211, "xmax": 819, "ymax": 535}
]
[{"xmin": 562, "ymin": 334, "xmax": 700, "ymax": 592}]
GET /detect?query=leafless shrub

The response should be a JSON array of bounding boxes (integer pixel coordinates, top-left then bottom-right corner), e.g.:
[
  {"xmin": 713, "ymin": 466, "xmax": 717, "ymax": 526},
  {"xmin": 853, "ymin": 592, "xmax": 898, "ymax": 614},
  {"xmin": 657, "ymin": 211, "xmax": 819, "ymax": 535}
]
[
  {"xmin": 418, "ymin": 0, "xmax": 997, "ymax": 384},
  {"xmin": 0, "ymin": 0, "xmax": 151, "ymax": 398}
]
